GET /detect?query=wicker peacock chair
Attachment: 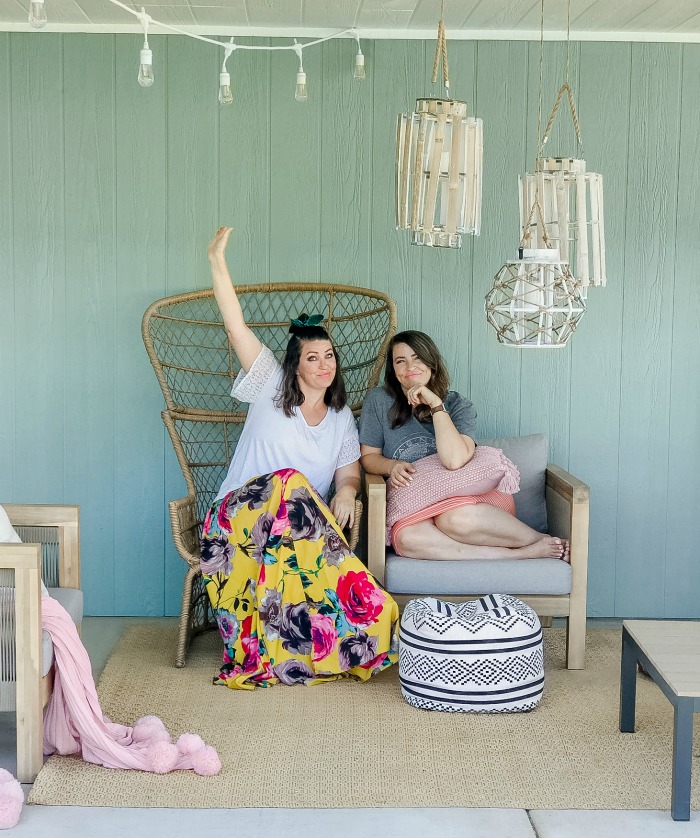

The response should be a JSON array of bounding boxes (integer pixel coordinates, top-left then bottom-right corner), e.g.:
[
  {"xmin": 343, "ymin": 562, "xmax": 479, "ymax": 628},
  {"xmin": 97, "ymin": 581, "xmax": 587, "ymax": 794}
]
[{"xmin": 142, "ymin": 283, "xmax": 397, "ymax": 667}]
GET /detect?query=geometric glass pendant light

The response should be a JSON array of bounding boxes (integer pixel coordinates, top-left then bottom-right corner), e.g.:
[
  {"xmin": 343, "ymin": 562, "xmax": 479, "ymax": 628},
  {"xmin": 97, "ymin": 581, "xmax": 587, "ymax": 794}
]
[
  {"xmin": 485, "ymin": 246, "xmax": 586, "ymax": 348},
  {"xmin": 395, "ymin": 9, "xmax": 483, "ymax": 248}
]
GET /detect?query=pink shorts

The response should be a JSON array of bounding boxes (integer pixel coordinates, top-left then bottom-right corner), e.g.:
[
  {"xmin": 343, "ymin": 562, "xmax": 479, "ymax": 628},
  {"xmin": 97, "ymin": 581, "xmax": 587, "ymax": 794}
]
[{"xmin": 390, "ymin": 489, "xmax": 517, "ymax": 556}]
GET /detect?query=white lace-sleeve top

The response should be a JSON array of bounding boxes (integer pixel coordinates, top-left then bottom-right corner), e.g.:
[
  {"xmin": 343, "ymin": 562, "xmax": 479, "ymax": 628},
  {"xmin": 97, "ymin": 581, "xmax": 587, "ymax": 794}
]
[{"xmin": 215, "ymin": 345, "xmax": 360, "ymax": 502}]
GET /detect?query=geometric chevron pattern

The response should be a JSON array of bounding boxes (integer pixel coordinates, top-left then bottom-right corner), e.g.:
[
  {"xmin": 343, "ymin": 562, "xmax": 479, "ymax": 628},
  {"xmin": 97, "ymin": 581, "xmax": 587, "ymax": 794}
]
[{"xmin": 399, "ymin": 595, "xmax": 544, "ymax": 713}]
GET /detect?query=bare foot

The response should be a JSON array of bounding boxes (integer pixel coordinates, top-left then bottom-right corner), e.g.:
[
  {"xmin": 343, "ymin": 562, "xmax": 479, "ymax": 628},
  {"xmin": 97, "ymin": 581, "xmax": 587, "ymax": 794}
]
[
  {"xmin": 561, "ymin": 540, "xmax": 570, "ymax": 563},
  {"xmin": 516, "ymin": 536, "xmax": 566, "ymax": 560}
]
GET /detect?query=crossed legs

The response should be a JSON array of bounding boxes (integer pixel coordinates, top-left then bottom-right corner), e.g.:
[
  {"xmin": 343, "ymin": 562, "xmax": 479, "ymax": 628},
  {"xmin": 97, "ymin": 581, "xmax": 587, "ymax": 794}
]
[{"xmin": 393, "ymin": 502, "xmax": 569, "ymax": 561}]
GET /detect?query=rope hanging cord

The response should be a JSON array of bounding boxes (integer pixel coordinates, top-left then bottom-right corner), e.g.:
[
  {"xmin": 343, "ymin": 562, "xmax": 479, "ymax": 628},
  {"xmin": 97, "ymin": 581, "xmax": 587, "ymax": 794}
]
[
  {"xmin": 542, "ymin": 83, "xmax": 582, "ymax": 148},
  {"xmin": 519, "ymin": 199, "xmax": 550, "ymax": 249},
  {"xmin": 431, "ymin": 15, "xmax": 450, "ymax": 94}
]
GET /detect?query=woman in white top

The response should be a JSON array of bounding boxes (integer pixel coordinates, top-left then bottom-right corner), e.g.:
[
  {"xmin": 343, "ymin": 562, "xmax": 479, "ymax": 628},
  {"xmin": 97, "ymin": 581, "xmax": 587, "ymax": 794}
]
[{"xmin": 201, "ymin": 227, "xmax": 398, "ymax": 690}]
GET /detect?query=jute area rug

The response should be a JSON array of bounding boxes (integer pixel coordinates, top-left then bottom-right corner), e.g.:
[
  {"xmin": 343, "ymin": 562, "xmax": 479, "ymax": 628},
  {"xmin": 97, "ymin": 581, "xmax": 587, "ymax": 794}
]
[{"xmin": 29, "ymin": 626, "xmax": 700, "ymax": 810}]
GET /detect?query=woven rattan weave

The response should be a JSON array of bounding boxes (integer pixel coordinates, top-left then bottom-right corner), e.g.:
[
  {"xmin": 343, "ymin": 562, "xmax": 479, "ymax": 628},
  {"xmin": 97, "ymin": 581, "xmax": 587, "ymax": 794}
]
[{"xmin": 142, "ymin": 283, "xmax": 397, "ymax": 667}]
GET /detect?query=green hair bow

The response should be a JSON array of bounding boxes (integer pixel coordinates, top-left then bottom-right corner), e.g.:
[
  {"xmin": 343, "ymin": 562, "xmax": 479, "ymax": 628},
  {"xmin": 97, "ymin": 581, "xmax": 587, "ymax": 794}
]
[{"xmin": 290, "ymin": 313, "xmax": 324, "ymax": 328}]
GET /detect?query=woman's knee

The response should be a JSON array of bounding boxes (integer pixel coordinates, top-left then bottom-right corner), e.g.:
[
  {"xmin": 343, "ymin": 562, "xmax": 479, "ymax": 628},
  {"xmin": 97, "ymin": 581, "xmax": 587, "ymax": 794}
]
[
  {"xmin": 435, "ymin": 505, "xmax": 480, "ymax": 538},
  {"xmin": 392, "ymin": 527, "xmax": 413, "ymax": 557},
  {"xmin": 393, "ymin": 523, "xmax": 431, "ymax": 557}
]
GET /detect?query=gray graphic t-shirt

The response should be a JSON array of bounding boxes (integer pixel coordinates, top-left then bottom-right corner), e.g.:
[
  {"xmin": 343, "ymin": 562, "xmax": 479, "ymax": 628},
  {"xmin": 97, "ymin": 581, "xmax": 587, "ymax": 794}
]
[{"xmin": 359, "ymin": 386, "xmax": 477, "ymax": 463}]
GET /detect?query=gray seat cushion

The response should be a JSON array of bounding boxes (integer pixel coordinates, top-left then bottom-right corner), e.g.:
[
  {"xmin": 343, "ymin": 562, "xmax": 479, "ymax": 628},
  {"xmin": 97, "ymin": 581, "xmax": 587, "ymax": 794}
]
[
  {"xmin": 477, "ymin": 433, "xmax": 548, "ymax": 533},
  {"xmin": 386, "ymin": 554, "xmax": 571, "ymax": 596},
  {"xmin": 42, "ymin": 587, "xmax": 84, "ymax": 677}
]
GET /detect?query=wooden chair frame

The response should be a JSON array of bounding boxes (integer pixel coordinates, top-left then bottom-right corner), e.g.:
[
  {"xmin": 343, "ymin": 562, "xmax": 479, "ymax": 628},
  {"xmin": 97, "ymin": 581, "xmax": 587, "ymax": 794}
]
[
  {"xmin": 365, "ymin": 463, "xmax": 589, "ymax": 669},
  {"xmin": 0, "ymin": 504, "xmax": 80, "ymax": 782}
]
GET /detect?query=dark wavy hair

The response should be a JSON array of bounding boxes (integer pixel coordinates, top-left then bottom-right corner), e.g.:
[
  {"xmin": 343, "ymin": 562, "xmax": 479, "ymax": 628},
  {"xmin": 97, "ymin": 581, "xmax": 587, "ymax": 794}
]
[
  {"xmin": 274, "ymin": 320, "xmax": 348, "ymax": 417},
  {"xmin": 383, "ymin": 330, "xmax": 450, "ymax": 428}
]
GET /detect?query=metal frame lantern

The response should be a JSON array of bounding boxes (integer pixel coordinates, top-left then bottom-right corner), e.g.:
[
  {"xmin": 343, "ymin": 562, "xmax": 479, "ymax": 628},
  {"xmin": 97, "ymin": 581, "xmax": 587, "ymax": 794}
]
[
  {"xmin": 395, "ymin": 12, "xmax": 483, "ymax": 249},
  {"xmin": 396, "ymin": 98, "xmax": 483, "ymax": 247},
  {"xmin": 485, "ymin": 247, "xmax": 586, "ymax": 348}
]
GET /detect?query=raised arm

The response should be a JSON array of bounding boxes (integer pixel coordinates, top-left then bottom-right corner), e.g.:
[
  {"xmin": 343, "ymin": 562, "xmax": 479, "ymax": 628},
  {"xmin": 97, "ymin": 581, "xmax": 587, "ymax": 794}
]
[{"xmin": 207, "ymin": 226, "xmax": 262, "ymax": 373}]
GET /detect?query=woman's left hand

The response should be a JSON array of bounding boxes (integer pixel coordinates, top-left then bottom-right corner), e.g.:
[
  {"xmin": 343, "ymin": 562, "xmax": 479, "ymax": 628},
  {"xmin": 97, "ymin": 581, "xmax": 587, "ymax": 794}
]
[
  {"xmin": 406, "ymin": 384, "xmax": 442, "ymax": 411},
  {"xmin": 329, "ymin": 486, "xmax": 356, "ymax": 530}
]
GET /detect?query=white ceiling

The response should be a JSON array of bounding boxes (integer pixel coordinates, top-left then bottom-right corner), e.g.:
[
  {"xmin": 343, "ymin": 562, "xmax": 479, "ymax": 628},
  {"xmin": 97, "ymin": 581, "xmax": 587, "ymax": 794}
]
[{"xmin": 2, "ymin": 0, "xmax": 700, "ymax": 41}]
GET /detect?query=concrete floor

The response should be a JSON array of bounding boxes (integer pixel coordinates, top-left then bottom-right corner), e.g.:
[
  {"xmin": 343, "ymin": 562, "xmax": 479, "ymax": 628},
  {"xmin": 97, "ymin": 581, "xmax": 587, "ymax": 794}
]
[{"xmin": 4, "ymin": 618, "xmax": 698, "ymax": 837}]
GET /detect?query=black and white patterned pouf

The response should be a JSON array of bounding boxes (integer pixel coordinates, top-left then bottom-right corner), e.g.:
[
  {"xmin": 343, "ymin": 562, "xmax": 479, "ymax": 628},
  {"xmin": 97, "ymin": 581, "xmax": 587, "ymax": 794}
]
[{"xmin": 399, "ymin": 594, "xmax": 544, "ymax": 713}]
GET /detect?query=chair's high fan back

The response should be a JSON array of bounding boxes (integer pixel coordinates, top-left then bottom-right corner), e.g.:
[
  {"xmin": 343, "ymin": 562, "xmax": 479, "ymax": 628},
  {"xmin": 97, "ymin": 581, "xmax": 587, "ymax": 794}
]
[
  {"xmin": 143, "ymin": 284, "xmax": 397, "ymax": 416},
  {"xmin": 143, "ymin": 284, "xmax": 397, "ymax": 524}
]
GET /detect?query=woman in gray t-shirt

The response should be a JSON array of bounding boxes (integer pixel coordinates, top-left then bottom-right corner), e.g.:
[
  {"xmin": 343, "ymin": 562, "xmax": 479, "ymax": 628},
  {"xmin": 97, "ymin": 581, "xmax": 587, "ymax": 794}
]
[{"xmin": 359, "ymin": 330, "xmax": 568, "ymax": 561}]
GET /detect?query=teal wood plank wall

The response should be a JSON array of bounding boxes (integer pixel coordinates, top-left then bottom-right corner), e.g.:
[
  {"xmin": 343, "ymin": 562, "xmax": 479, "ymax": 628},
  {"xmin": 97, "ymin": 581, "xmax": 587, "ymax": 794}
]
[{"xmin": 1, "ymin": 34, "xmax": 698, "ymax": 617}]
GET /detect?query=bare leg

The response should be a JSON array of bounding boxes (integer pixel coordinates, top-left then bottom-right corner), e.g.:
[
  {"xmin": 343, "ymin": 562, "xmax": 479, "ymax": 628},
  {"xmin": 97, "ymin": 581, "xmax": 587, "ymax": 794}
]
[
  {"xmin": 436, "ymin": 504, "xmax": 552, "ymax": 548},
  {"xmin": 394, "ymin": 509, "xmax": 567, "ymax": 562}
]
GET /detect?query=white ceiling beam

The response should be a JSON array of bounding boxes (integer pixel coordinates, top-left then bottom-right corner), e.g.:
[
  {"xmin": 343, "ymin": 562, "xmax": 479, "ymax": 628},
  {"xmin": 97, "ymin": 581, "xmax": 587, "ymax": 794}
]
[{"xmin": 2, "ymin": 23, "xmax": 700, "ymax": 41}]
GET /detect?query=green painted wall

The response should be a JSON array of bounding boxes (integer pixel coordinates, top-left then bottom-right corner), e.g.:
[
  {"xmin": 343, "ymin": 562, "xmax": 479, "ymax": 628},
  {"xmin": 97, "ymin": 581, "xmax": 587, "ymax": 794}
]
[{"xmin": 1, "ymin": 34, "xmax": 698, "ymax": 618}]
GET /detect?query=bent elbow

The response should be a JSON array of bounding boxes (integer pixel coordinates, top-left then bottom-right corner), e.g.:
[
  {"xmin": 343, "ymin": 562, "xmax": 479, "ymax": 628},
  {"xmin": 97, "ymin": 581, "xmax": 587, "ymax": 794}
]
[
  {"xmin": 442, "ymin": 451, "xmax": 473, "ymax": 470},
  {"xmin": 360, "ymin": 455, "xmax": 376, "ymax": 473}
]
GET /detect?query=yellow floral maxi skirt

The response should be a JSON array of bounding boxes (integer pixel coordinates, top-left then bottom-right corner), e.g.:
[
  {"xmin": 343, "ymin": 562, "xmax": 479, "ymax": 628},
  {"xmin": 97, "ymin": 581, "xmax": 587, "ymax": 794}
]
[{"xmin": 201, "ymin": 468, "xmax": 399, "ymax": 689}]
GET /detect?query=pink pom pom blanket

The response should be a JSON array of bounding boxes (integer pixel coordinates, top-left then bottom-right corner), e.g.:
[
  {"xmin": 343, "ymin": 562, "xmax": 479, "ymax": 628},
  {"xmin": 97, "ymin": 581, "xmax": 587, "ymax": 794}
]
[{"xmin": 41, "ymin": 595, "xmax": 221, "ymax": 775}]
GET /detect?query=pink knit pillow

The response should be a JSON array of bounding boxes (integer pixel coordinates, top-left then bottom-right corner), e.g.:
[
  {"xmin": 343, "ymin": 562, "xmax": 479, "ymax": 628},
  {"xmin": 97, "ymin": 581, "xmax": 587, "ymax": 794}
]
[{"xmin": 385, "ymin": 445, "xmax": 520, "ymax": 534}]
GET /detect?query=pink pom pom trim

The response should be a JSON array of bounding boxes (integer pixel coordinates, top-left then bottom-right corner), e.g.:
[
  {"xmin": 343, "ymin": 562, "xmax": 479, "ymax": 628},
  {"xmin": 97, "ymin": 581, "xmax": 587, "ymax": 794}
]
[
  {"xmin": 147, "ymin": 741, "xmax": 180, "ymax": 774},
  {"xmin": 132, "ymin": 721, "xmax": 172, "ymax": 744},
  {"xmin": 0, "ymin": 769, "xmax": 24, "ymax": 830},
  {"xmin": 177, "ymin": 733, "xmax": 204, "ymax": 755},
  {"xmin": 190, "ymin": 745, "xmax": 222, "ymax": 777},
  {"xmin": 135, "ymin": 715, "xmax": 163, "ymax": 728}
]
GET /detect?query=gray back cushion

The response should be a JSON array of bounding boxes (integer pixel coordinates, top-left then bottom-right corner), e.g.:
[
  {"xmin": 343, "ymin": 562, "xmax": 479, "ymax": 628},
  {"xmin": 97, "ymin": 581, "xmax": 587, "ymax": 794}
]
[{"xmin": 477, "ymin": 434, "xmax": 548, "ymax": 533}]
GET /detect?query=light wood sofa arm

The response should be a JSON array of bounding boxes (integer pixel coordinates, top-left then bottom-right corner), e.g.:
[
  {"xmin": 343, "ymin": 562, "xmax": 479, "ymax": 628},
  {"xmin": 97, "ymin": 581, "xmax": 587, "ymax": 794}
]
[
  {"xmin": 545, "ymin": 464, "xmax": 590, "ymax": 669},
  {"xmin": 3, "ymin": 504, "xmax": 80, "ymax": 589},
  {"xmin": 365, "ymin": 472, "xmax": 388, "ymax": 585},
  {"xmin": 0, "ymin": 542, "xmax": 43, "ymax": 781},
  {"xmin": 545, "ymin": 464, "xmax": 590, "ymax": 555}
]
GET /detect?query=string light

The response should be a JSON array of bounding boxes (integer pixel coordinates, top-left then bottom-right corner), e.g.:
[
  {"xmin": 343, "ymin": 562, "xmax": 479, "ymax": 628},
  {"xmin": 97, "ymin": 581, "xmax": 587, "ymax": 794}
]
[
  {"xmin": 137, "ymin": 8, "xmax": 154, "ymax": 88},
  {"xmin": 293, "ymin": 40, "xmax": 308, "ymax": 102},
  {"xmin": 70, "ymin": 0, "xmax": 363, "ymax": 101},
  {"xmin": 28, "ymin": 0, "xmax": 47, "ymax": 28},
  {"xmin": 219, "ymin": 38, "xmax": 234, "ymax": 106},
  {"xmin": 353, "ymin": 33, "xmax": 366, "ymax": 80}
]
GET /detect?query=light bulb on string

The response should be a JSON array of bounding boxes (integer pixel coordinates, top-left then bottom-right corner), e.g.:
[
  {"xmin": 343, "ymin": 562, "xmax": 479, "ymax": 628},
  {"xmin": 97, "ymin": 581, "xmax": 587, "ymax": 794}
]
[
  {"xmin": 137, "ymin": 9, "xmax": 154, "ymax": 88},
  {"xmin": 293, "ymin": 41, "xmax": 307, "ymax": 102},
  {"xmin": 218, "ymin": 37, "xmax": 234, "ymax": 105},
  {"xmin": 353, "ymin": 33, "xmax": 365, "ymax": 80},
  {"xmin": 28, "ymin": 0, "xmax": 47, "ymax": 29}
]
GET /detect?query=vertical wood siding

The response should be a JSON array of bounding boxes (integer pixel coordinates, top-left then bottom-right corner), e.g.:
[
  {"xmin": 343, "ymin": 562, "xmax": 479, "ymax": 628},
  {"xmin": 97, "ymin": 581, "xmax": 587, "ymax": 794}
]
[{"xmin": 0, "ymin": 34, "xmax": 697, "ymax": 617}]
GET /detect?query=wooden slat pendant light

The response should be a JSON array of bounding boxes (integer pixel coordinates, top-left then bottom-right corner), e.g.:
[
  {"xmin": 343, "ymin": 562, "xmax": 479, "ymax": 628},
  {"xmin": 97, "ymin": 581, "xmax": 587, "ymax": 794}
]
[{"xmin": 395, "ymin": 9, "xmax": 483, "ymax": 248}]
